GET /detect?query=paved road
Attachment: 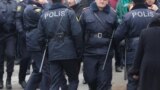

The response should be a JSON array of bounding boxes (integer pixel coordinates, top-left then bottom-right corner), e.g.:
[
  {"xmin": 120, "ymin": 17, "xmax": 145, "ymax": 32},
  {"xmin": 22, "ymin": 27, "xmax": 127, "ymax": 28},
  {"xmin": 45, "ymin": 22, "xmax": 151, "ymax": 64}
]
[{"xmin": 1, "ymin": 61, "xmax": 127, "ymax": 90}]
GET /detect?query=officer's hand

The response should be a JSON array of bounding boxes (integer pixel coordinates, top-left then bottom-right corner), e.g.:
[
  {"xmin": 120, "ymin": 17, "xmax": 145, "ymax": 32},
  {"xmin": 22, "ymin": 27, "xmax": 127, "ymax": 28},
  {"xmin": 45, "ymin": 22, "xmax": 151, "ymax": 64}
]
[
  {"xmin": 148, "ymin": 4, "xmax": 159, "ymax": 11},
  {"xmin": 133, "ymin": 75, "xmax": 139, "ymax": 80},
  {"xmin": 128, "ymin": 3, "xmax": 134, "ymax": 11}
]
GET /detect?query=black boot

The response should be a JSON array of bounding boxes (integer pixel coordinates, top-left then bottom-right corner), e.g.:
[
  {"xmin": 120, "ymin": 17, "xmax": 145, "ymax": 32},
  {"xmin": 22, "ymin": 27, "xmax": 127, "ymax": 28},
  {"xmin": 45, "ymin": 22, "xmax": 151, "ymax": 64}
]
[
  {"xmin": 19, "ymin": 81, "xmax": 27, "ymax": 89},
  {"xmin": 115, "ymin": 66, "xmax": 123, "ymax": 72},
  {"xmin": 0, "ymin": 81, "xmax": 3, "ymax": 89},
  {"xmin": 0, "ymin": 74, "xmax": 3, "ymax": 89},
  {"xmin": 6, "ymin": 80, "xmax": 12, "ymax": 89},
  {"xmin": 6, "ymin": 73, "xmax": 12, "ymax": 89}
]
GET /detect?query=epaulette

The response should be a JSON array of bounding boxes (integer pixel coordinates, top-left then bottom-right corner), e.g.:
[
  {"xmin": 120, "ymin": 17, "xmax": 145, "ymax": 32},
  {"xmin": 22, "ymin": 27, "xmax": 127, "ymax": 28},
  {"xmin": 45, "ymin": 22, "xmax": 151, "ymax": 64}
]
[
  {"xmin": 17, "ymin": 5, "xmax": 22, "ymax": 12},
  {"xmin": 16, "ymin": 0, "xmax": 23, "ymax": 3},
  {"xmin": 79, "ymin": 7, "xmax": 89, "ymax": 21},
  {"xmin": 17, "ymin": 0, "xmax": 23, "ymax": 2},
  {"xmin": 82, "ymin": 7, "xmax": 89, "ymax": 12},
  {"xmin": 34, "ymin": 8, "xmax": 41, "ymax": 13},
  {"xmin": 81, "ymin": 7, "xmax": 90, "ymax": 15},
  {"xmin": 32, "ymin": 4, "xmax": 37, "ymax": 7},
  {"xmin": 32, "ymin": 4, "xmax": 41, "ymax": 13}
]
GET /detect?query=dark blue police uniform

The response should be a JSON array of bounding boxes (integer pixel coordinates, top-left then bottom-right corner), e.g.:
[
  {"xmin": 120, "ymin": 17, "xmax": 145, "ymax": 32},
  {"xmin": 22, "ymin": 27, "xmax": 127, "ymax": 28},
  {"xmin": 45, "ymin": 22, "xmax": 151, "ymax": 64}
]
[
  {"xmin": 16, "ymin": 0, "xmax": 31, "ymax": 88},
  {"xmin": 23, "ymin": 1, "xmax": 50, "ymax": 90},
  {"xmin": 80, "ymin": 2, "xmax": 117, "ymax": 90},
  {"xmin": 114, "ymin": 4, "xmax": 156, "ymax": 90},
  {"xmin": 0, "ymin": 0, "xmax": 17, "ymax": 89},
  {"xmin": 36, "ymin": 3, "xmax": 83, "ymax": 90}
]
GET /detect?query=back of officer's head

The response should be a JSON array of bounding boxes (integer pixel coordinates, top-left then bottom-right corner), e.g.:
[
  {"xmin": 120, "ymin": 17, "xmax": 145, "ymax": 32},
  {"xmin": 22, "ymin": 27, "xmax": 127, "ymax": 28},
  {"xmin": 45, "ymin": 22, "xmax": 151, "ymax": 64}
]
[
  {"xmin": 132, "ymin": 0, "xmax": 145, "ymax": 4},
  {"xmin": 52, "ymin": 0, "xmax": 62, "ymax": 3},
  {"xmin": 131, "ymin": 0, "xmax": 147, "ymax": 10}
]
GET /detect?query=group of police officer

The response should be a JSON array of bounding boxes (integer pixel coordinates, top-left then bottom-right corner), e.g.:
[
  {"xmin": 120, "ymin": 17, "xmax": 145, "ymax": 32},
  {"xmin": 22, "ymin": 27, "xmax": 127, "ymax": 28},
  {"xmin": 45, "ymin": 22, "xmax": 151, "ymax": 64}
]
[{"xmin": 0, "ymin": 0, "xmax": 159, "ymax": 90}]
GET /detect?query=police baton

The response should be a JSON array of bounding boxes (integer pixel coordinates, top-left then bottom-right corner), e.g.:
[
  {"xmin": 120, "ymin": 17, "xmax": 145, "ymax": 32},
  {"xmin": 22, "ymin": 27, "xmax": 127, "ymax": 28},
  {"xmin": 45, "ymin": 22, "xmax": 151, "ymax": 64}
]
[
  {"xmin": 124, "ymin": 40, "xmax": 127, "ymax": 80},
  {"xmin": 39, "ymin": 40, "xmax": 48, "ymax": 73},
  {"xmin": 102, "ymin": 30, "xmax": 115, "ymax": 71}
]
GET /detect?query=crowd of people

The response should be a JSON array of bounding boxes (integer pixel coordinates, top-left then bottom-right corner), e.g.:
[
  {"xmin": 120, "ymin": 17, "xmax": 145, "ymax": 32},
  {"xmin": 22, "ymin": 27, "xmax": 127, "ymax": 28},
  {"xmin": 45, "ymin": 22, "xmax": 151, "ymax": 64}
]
[{"xmin": 0, "ymin": 0, "xmax": 160, "ymax": 90}]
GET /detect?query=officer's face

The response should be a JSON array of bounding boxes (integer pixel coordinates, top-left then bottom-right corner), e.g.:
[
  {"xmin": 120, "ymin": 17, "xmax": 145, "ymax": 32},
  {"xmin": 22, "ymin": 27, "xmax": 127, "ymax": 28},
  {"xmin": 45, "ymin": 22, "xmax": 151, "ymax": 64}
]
[
  {"xmin": 146, "ymin": 0, "xmax": 156, "ymax": 5},
  {"xmin": 67, "ymin": 0, "xmax": 76, "ymax": 7},
  {"xmin": 95, "ymin": 0, "xmax": 109, "ymax": 9}
]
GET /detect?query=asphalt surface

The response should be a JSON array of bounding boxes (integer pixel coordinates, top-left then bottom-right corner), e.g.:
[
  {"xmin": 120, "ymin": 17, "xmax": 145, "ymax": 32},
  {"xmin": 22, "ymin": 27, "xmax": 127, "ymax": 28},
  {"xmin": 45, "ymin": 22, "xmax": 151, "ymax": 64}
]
[{"xmin": 0, "ymin": 60, "xmax": 127, "ymax": 90}]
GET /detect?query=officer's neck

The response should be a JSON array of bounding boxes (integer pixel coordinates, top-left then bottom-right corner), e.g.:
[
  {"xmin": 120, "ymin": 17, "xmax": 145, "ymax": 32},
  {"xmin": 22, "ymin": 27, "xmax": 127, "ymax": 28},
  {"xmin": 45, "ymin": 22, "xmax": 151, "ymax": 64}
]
[{"xmin": 98, "ymin": 7, "xmax": 104, "ymax": 11}]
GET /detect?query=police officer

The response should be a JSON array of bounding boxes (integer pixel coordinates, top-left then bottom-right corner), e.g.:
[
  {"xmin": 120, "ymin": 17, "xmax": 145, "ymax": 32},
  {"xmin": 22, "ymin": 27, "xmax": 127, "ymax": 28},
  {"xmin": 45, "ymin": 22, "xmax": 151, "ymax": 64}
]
[
  {"xmin": 23, "ymin": 0, "xmax": 50, "ymax": 90},
  {"xmin": 67, "ymin": 0, "xmax": 83, "ymax": 18},
  {"xmin": 16, "ymin": 0, "xmax": 31, "ymax": 88},
  {"xmin": 80, "ymin": 0, "xmax": 117, "ymax": 89},
  {"xmin": 0, "ymin": 0, "xmax": 17, "ymax": 89},
  {"xmin": 36, "ymin": 0, "xmax": 83, "ymax": 89},
  {"xmin": 114, "ymin": 0, "xmax": 156, "ymax": 90}
]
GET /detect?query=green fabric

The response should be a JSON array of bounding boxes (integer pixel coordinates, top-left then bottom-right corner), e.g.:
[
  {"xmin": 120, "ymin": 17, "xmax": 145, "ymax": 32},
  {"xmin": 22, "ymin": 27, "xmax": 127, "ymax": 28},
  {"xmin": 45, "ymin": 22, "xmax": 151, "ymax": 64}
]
[{"xmin": 116, "ymin": 0, "xmax": 132, "ymax": 23}]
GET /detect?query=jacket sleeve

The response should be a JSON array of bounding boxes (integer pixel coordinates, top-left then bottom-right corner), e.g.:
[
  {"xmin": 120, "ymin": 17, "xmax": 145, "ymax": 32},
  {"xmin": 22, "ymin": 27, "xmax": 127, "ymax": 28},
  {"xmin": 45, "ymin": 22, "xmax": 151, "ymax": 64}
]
[
  {"xmin": 69, "ymin": 10, "xmax": 83, "ymax": 57},
  {"xmin": 36, "ymin": 16, "xmax": 46, "ymax": 50},
  {"xmin": 79, "ymin": 10, "xmax": 86, "ymax": 43},
  {"xmin": 16, "ymin": 4, "xmax": 24, "ymax": 32},
  {"xmin": 114, "ymin": 16, "xmax": 129, "ymax": 44},
  {"xmin": 130, "ymin": 31, "xmax": 145, "ymax": 75}
]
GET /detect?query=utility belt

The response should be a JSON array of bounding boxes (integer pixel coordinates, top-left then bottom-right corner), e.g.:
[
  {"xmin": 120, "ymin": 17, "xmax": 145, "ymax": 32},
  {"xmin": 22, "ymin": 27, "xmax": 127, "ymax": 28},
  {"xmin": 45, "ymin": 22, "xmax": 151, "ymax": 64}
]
[
  {"xmin": 89, "ymin": 32, "xmax": 110, "ymax": 39},
  {"xmin": 49, "ymin": 32, "xmax": 71, "ymax": 41}
]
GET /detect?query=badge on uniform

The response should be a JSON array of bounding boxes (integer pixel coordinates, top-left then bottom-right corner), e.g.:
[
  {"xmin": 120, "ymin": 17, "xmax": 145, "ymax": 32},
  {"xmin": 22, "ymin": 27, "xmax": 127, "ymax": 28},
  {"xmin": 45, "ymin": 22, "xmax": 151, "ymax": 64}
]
[
  {"xmin": 16, "ymin": 0, "xmax": 23, "ymax": 3},
  {"xmin": 35, "ymin": 8, "xmax": 41, "ymax": 13},
  {"xmin": 17, "ymin": 6, "xmax": 22, "ymax": 12}
]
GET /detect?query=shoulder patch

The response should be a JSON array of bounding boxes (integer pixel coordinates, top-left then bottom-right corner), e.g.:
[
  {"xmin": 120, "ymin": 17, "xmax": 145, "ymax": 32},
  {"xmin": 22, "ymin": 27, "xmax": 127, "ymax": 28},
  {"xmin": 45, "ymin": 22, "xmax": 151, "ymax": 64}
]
[
  {"xmin": 33, "ymin": 5, "xmax": 37, "ymax": 7},
  {"xmin": 17, "ymin": 6, "xmax": 22, "ymax": 12},
  {"xmin": 35, "ymin": 8, "xmax": 41, "ymax": 13},
  {"xmin": 16, "ymin": 0, "xmax": 23, "ymax": 3}
]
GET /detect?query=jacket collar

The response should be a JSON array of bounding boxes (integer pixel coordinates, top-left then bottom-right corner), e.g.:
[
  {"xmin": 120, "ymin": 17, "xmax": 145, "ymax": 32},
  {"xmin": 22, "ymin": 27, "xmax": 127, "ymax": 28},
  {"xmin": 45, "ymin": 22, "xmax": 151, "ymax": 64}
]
[
  {"xmin": 89, "ymin": 2, "xmax": 110, "ymax": 13},
  {"xmin": 50, "ymin": 3, "xmax": 67, "ymax": 10},
  {"xmin": 131, "ymin": 4, "xmax": 148, "ymax": 10}
]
